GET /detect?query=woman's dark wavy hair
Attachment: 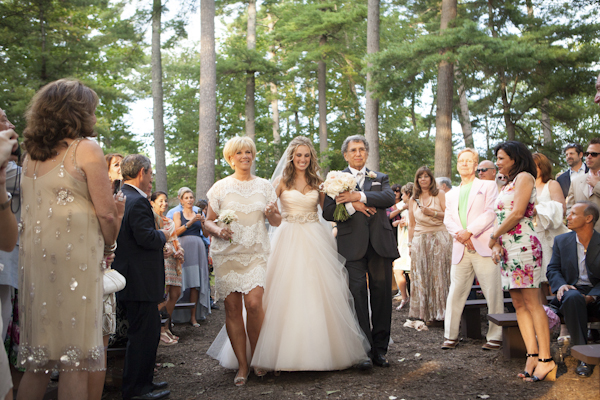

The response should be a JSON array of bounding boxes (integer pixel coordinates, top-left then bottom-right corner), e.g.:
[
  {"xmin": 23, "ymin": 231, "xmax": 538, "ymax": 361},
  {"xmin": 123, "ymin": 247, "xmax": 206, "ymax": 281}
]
[
  {"xmin": 23, "ymin": 79, "xmax": 98, "ymax": 161},
  {"xmin": 493, "ymin": 141, "xmax": 537, "ymax": 181},
  {"xmin": 150, "ymin": 191, "xmax": 168, "ymax": 202},
  {"xmin": 413, "ymin": 166, "xmax": 439, "ymax": 199}
]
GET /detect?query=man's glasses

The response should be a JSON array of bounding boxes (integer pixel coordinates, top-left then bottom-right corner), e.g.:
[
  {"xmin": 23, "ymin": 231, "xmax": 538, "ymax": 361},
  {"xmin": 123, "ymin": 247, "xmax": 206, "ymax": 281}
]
[
  {"xmin": 584, "ymin": 152, "xmax": 600, "ymax": 158},
  {"xmin": 476, "ymin": 168, "xmax": 494, "ymax": 173}
]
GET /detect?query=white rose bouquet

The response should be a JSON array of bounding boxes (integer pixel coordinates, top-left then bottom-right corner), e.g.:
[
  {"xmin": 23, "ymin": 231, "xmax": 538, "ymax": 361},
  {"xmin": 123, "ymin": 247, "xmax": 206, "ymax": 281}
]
[
  {"xmin": 320, "ymin": 171, "xmax": 358, "ymax": 222},
  {"xmin": 217, "ymin": 209, "xmax": 238, "ymax": 243}
]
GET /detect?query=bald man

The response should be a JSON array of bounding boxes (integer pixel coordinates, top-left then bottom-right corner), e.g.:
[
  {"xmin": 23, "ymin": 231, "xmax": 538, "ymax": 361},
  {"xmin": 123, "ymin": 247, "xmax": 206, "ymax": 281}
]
[{"xmin": 477, "ymin": 160, "xmax": 497, "ymax": 181}]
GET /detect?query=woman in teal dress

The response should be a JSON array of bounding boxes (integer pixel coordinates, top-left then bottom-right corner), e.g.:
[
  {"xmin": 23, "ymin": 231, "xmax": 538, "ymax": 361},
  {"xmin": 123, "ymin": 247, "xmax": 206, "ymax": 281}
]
[{"xmin": 488, "ymin": 141, "xmax": 556, "ymax": 383}]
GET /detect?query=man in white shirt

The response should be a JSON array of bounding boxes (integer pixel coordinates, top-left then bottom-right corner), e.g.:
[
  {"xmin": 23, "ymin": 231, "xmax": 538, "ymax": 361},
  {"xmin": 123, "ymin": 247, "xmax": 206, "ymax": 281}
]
[
  {"xmin": 547, "ymin": 201, "xmax": 600, "ymax": 377},
  {"xmin": 567, "ymin": 139, "xmax": 600, "ymax": 231},
  {"xmin": 558, "ymin": 143, "xmax": 588, "ymax": 198}
]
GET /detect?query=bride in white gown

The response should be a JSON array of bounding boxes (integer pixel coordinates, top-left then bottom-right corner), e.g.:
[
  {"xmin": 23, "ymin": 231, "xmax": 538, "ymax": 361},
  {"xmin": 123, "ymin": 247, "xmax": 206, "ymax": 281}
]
[{"xmin": 208, "ymin": 136, "xmax": 370, "ymax": 372}]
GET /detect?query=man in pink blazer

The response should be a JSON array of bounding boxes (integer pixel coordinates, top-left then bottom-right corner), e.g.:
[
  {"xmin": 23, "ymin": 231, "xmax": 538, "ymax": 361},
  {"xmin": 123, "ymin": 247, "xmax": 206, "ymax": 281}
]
[{"xmin": 442, "ymin": 148, "xmax": 504, "ymax": 350}]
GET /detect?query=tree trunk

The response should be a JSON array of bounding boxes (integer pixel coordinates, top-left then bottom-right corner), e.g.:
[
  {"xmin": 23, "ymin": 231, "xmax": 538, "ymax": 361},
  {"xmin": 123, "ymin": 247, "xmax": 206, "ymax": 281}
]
[
  {"xmin": 196, "ymin": 0, "xmax": 217, "ymax": 200},
  {"xmin": 39, "ymin": 4, "xmax": 47, "ymax": 81},
  {"xmin": 455, "ymin": 66, "xmax": 474, "ymax": 149},
  {"xmin": 434, "ymin": 0, "xmax": 457, "ymax": 178},
  {"xmin": 151, "ymin": 0, "xmax": 168, "ymax": 193},
  {"xmin": 541, "ymin": 97, "xmax": 552, "ymax": 146},
  {"xmin": 365, "ymin": 0, "xmax": 380, "ymax": 171},
  {"xmin": 318, "ymin": 35, "xmax": 328, "ymax": 172},
  {"xmin": 267, "ymin": 14, "xmax": 280, "ymax": 154},
  {"xmin": 245, "ymin": 0, "xmax": 256, "ymax": 172},
  {"xmin": 295, "ymin": 110, "xmax": 300, "ymax": 135}
]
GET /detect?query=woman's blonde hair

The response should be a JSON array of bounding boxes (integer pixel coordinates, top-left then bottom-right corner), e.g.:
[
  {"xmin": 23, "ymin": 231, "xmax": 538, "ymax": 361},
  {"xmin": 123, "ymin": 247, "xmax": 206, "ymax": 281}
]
[
  {"xmin": 223, "ymin": 136, "xmax": 257, "ymax": 169},
  {"xmin": 282, "ymin": 136, "xmax": 322, "ymax": 190},
  {"xmin": 23, "ymin": 79, "xmax": 99, "ymax": 161}
]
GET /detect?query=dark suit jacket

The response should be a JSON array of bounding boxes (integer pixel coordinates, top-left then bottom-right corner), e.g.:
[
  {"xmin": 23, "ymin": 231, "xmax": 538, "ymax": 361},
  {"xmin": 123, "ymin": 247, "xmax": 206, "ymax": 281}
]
[
  {"xmin": 557, "ymin": 164, "xmax": 588, "ymax": 198},
  {"xmin": 114, "ymin": 184, "xmax": 167, "ymax": 303},
  {"xmin": 323, "ymin": 168, "xmax": 400, "ymax": 262},
  {"xmin": 546, "ymin": 231, "xmax": 600, "ymax": 298}
]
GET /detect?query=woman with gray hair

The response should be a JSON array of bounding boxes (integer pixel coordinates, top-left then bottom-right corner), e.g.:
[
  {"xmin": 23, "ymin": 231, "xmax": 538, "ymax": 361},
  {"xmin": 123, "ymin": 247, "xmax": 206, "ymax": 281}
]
[{"xmin": 173, "ymin": 186, "xmax": 211, "ymax": 327}]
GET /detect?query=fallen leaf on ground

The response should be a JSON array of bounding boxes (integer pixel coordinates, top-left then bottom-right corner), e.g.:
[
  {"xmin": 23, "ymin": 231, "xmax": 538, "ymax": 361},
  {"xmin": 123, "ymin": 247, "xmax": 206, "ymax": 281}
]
[{"xmin": 326, "ymin": 390, "xmax": 340, "ymax": 395}]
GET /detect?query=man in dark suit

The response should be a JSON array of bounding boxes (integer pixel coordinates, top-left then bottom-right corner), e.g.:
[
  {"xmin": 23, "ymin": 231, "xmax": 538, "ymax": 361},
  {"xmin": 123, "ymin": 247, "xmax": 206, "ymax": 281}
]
[
  {"xmin": 113, "ymin": 155, "xmax": 170, "ymax": 399},
  {"xmin": 323, "ymin": 135, "xmax": 400, "ymax": 369},
  {"xmin": 547, "ymin": 201, "xmax": 600, "ymax": 378},
  {"xmin": 557, "ymin": 143, "xmax": 588, "ymax": 198}
]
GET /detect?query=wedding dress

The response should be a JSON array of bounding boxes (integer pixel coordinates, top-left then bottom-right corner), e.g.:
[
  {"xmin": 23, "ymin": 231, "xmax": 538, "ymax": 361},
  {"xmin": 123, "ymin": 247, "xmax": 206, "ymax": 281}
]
[{"xmin": 208, "ymin": 189, "xmax": 370, "ymax": 371}]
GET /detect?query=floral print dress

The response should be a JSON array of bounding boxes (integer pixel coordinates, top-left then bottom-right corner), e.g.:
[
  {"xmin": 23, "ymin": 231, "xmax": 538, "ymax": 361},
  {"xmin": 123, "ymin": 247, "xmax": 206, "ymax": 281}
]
[{"xmin": 495, "ymin": 172, "xmax": 543, "ymax": 289}]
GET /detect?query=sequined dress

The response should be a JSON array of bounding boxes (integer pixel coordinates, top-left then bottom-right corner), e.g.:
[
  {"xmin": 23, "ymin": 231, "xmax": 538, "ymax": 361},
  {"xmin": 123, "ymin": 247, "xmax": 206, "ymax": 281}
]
[{"xmin": 18, "ymin": 139, "xmax": 105, "ymax": 372}]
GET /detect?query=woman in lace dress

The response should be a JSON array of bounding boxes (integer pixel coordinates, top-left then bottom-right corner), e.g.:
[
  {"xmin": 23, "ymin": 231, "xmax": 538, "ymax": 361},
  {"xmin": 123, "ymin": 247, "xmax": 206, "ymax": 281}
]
[
  {"xmin": 489, "ymin": 141, "xmax": 556, "ymax": 382},
  {"xmin": 251, "ymin": 136, "xmax": 370, "ymax": 372},
  {"xmin": 408, "ymin": 167, "xmax": 452, "ymax": 323},
  {"xmin": 17, "ymin": 79, "xmax": 125, "ymax": 399},
  {"xmin": 204, "ymin": 137, "xmax": 281, "ymax": 386}
]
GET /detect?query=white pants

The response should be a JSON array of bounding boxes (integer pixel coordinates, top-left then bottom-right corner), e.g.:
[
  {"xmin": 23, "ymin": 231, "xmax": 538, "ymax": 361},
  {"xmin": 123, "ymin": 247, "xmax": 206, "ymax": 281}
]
[{"xmin": 444, "ymin": 251, "xmax": 503, "ymax": 342}]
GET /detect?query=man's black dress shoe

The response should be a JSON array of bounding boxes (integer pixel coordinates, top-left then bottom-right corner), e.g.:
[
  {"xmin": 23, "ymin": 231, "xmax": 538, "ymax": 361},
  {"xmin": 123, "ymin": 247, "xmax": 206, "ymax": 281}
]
[
  {"xmin": 131, "ymin": 389, "xmax": 170, "ymax": 400},
  {"xmin": 152, "ymin": 381, "xmax": 168, "ymax": 390},
  {"xmin": 372, "ymin": 354, "xmax": 390, "ymax": 367},
  {"xmin": 356, "ymin": 358, "xmax": 373, "ymax": 370},
  {"xmin": 575, "ymin": 361, "xmax": 595, "ymax": 377}
]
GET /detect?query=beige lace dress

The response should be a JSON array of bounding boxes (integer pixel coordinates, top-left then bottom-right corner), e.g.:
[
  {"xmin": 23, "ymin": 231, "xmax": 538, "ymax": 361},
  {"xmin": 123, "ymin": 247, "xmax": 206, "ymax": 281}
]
[
  {"xmin": 207, "ymin": 176, "xmax": 276, "ymax": 300},
  {"xmin": 18, "ymin": 139, "xmax": 105, "ymax": 372}
]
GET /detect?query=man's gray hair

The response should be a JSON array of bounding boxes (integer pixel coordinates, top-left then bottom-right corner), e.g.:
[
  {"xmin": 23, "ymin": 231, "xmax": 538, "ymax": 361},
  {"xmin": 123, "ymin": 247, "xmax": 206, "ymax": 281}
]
[
  {"xmin": 577, "ymin": 200, "xmax": 600, "ymax": 226},
  {"xmin": 342, "ymin": 135, "xmax": 369, "ymax": 154},
  {"xmin": 436, "ymin": 177, "xmax": 452, "ymax": 189},
  {"xmin": 121, "ymin": 154, "xmax": 151, "ymax": 181}
]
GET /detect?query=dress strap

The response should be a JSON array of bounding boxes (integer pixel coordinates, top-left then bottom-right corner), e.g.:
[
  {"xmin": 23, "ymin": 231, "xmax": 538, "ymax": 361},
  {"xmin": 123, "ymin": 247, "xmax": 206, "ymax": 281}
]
[{"xmin": 62, "ymin": 138, "xmax": 86, "ymax": 179}]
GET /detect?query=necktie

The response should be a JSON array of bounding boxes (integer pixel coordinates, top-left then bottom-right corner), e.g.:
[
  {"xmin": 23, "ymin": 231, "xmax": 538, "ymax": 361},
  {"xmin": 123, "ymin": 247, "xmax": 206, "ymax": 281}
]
[{"xmin": 356, "ymin": 171, "xmax": 364, "ymax": 190}]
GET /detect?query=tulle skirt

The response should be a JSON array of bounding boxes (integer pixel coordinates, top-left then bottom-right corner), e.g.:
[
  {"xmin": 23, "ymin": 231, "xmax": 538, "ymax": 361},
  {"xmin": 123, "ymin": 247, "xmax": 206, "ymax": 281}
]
[{"xmin": 207, "ymin": 219, "xmax": 370, "ymax": 371}]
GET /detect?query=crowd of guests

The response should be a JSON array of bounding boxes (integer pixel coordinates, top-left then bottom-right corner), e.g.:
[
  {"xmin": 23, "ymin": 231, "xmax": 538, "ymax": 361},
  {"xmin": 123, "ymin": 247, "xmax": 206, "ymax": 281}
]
[
  {"xmin": 0, "ymin": 76, "xmax": 600, "ymax": 400},
  {"xmin": 387, "ymin": 140, "xmax": 600, "ymax": 382}
]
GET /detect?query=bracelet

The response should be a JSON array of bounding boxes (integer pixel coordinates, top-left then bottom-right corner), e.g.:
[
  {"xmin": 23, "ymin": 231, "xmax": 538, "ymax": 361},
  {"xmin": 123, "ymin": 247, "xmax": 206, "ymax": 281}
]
[
  {"xmin": 407, "ymin": 243, "xmax": 412, "ymax": 247},
  {"xmin": 490, "ymin": 233, "xmax": 496, "ymax": 240},
  {"xmin": 104, "ymin": 241, "xmax": 117, "ymax": 255},
  {"xmin": 332, "ymin": 225, "xmax": 338, "ymax": 228}
]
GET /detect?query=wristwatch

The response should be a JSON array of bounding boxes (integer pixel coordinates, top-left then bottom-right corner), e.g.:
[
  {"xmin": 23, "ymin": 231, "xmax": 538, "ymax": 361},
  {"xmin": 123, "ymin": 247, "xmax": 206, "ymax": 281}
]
[{"xmin": 0, "ymin": 192, "xmax": 12, "ymax": 211}]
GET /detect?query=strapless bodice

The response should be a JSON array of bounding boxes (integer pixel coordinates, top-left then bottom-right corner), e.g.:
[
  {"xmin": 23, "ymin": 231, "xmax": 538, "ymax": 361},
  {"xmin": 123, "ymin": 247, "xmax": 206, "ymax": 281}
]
[{"xmin": 280, "ymin": 190, "xmax": 319, "ymax": 223}]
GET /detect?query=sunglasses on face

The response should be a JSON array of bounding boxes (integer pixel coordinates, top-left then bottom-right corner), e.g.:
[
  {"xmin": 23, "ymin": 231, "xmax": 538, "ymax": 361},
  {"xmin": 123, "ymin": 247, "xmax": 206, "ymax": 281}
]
[
  {"xmin": 476, "ymin": 168, "xmax": 493, "ymax": 173},
  {"xmin": 394, "ymin": 189, "xmax": 401, "ymax": 193},
  {"xmin": 585, "ymin": 152, "xmax": 600, "ymax": 158}
]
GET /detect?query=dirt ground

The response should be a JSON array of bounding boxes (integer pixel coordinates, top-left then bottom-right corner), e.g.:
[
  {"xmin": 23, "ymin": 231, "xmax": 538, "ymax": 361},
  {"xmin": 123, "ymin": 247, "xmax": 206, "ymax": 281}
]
[{"xmin": 100, "ymin": 298, "xmax": 600, "ymax": 400}]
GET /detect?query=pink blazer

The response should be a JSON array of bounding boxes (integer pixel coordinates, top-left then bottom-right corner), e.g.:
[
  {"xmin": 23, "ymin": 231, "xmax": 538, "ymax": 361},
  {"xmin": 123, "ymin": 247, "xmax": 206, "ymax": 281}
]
[{"xmin": 443, "ymin": 178, "xmax": 498, "ymax": 265}]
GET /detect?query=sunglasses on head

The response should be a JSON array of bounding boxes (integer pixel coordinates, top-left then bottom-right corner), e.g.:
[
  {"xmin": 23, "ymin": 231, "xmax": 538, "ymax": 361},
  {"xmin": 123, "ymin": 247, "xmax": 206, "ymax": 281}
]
[
  {"xmin": 476, "ymin": 168, "xmax": 493, "ymax": 173},
  {"xmin": 585, "ymin": 152, "xmax": 600, "ymax": 158}
]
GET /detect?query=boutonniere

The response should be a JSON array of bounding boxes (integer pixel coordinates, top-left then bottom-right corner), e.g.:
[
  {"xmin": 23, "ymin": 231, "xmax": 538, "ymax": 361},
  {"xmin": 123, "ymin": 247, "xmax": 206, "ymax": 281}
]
[{"xmin": 366, "ymin": 171, "xmax": 377, "ymax": 180}]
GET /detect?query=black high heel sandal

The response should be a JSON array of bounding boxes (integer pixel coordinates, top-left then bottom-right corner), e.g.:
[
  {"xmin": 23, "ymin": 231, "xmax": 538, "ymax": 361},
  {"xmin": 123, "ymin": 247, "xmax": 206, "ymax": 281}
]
[
  {"xmin": 517, "ymin": 353, "xmax": 538, "ymax": 378},
  {"xmin": 526, "ymin": 358, "xmax": 557, "ymax": 382}
]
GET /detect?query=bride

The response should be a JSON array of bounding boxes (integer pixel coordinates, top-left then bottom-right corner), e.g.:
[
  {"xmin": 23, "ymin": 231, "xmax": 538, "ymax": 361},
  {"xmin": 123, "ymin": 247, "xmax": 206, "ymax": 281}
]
[
  {"xmin": 208, "ymin": 136, "xmax": 369, "ymax": 373},
  {"xmin": 250, "ymin": 136, "xmax": 370, "ymax": 371}
]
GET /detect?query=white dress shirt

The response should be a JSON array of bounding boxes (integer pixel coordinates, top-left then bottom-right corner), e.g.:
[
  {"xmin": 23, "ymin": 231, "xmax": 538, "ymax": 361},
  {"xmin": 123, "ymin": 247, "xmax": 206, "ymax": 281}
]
[
  {"xmin": 575, "ymin": 234, "xmax": 592, "ymax": 287},
  {"xmin": 124, "ymin": 183, "xmax": 148, "ymax": 198}
]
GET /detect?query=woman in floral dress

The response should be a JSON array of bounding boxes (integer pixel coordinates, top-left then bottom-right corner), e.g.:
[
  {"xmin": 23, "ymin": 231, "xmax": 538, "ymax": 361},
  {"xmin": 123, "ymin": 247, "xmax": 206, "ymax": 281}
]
[{"xmin": 488, "ymin": 141, "xmax": 556, "ymax": 383}]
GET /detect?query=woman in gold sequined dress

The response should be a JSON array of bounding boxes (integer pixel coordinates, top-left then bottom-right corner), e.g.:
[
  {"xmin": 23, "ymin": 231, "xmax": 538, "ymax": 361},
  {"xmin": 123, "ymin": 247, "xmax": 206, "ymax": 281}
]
[{"xmin": 17, "ymin": 79, "xmax": 125, "ymax": 399}]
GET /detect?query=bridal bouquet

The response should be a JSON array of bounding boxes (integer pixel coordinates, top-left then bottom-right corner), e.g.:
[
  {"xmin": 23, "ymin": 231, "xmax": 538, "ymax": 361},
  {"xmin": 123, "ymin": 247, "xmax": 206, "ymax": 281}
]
[
  {"xmin": 217, "ymin": 209, "xmax": 238, "ymax": 242},
  {"xmin": 320, "ymin": 170, "xmax": 357, "ymax": 222}
]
